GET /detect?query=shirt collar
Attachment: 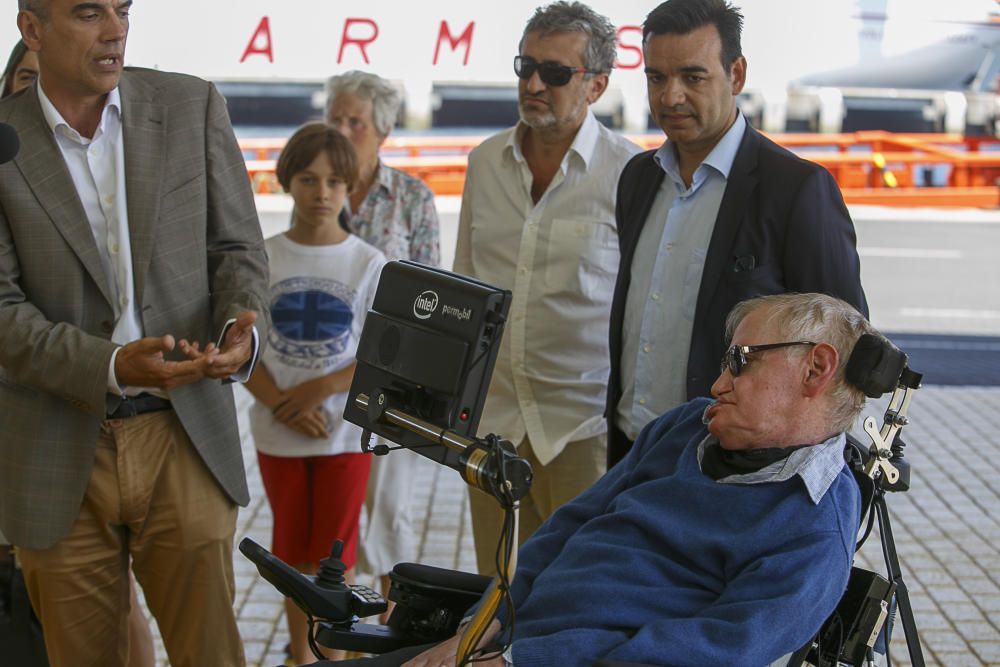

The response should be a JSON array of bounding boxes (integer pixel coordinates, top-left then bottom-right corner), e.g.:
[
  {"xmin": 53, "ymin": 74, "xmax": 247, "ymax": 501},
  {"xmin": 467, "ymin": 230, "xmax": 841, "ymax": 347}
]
[
  {"xmin": 697, "ymin": 422, "xmax": 848, "ymax": 505},
  {"xmin": 506, "ymin": 108, "xmax": 600, "ymax": 170},
  {"xmin": 374, "ymin": 159, "xmax": 394, "ymax": 192},
  {"xmin": 654, "ymin": 111, "xmax": 746, "ymax": 188},
  {"xmin": 37, "ymin": 81, "xmax": 121, "ymax": 144}
]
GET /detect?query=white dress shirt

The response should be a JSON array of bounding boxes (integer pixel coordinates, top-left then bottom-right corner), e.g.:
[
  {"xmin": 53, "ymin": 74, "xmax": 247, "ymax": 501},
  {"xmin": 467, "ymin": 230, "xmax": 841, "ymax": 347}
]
[
  {"xmin": 37, "ymin": 83, "xmax": 256, "ymax": 399},
  {"xmin": 454, "ymin": 110, "xmax": 640, "ymax": 466},
  {"xmin": 617, "ymin": 113, "xmax": 747, "ymax": 440}
]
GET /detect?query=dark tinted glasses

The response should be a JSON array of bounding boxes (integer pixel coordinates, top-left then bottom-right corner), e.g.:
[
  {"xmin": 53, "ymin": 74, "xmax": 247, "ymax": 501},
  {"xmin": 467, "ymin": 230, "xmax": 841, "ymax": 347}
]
[
  {"xmin": 721, "ymin": 341, "xmax": 816, "ymax": 377},
  {"xmin": 514, "ymin": 56, "xmax": 601, "ymax": 87}
]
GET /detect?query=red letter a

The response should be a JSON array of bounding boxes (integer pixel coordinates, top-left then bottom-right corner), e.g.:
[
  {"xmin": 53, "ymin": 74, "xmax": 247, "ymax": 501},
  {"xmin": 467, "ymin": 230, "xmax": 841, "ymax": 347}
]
[{"xmin": 240, "ymin": 16, "xmax": 274, "ymax": 63}]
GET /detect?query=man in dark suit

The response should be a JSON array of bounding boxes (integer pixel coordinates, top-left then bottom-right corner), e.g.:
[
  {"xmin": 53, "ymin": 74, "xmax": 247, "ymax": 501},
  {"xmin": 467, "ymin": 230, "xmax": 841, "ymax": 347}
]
[
  {"xmin": 607, "ymin": 0, "xmax": 867, "ymax": 467},
  {"xmin": 0, "ymin": 1, "xmax": 269, "ymax": 665}
]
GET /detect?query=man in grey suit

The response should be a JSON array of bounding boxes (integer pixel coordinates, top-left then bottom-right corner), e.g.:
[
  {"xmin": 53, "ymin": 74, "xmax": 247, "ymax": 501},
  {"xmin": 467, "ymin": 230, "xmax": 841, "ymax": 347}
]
[{"xmin": 0, "ymin": 1, "xmax": 269, "ymax": 665}]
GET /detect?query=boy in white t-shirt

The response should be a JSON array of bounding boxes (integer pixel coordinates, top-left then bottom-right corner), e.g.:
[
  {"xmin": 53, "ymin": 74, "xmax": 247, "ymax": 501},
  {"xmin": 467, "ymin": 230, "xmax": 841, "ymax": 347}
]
[{"xmin": 245, "ymin": 123, "xmax": 386, "ymax": 664}]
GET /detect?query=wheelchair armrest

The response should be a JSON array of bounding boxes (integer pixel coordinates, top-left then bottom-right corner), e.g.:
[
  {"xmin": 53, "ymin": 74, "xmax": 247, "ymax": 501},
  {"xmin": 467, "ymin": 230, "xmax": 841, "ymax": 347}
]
[
  {"xmin": 389, "ymin": 563, "xmax": 492, "ymax": 634},
  {"xmin": 391, "ymin": 562, "xmax": 492, "ymax": 597}
]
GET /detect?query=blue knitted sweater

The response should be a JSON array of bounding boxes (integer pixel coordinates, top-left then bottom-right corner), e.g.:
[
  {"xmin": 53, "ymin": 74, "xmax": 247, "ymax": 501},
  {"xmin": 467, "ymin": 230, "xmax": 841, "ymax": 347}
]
[{"xmin": 503, "ymin": 398, "xmax": 860, "ymax": 667}]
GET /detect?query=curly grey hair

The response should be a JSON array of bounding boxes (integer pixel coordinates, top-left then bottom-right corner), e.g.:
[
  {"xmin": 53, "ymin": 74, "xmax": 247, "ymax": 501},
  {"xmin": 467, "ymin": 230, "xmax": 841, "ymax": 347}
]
[
  {"xmin": 725, "ymin": 293, "xmax": 875, "ymax": 434},
  {"xmin": 519, "ymin": 1, "xmax": 618, "ymax": 73},
  {"xmin": 325, "ymin": 70, "xmax": 402, "ymax": 138}
]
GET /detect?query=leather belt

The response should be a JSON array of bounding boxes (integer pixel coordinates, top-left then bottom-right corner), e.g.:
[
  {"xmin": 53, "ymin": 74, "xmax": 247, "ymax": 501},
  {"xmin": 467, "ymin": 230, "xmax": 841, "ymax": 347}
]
[{"xmin": 107, "ymin": 393, "xmax": 172, "ymax": 419}]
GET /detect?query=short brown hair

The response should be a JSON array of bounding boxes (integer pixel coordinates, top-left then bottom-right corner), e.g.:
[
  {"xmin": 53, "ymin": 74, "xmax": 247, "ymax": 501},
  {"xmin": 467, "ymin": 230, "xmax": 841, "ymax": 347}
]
[
  {"xmin": 2, "ymin": 40, "xmax": 29, "ymax": 98},
  {"xmin": 275, "ymin": 122, "xmax": 358, "ymax": 192}
]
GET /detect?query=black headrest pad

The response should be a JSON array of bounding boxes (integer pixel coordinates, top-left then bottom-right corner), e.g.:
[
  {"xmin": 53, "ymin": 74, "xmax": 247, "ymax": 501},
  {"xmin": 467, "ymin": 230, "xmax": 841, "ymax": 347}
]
[{"xmin": 845, "ymin": 333, "xmax": 907, "ymax": 398}]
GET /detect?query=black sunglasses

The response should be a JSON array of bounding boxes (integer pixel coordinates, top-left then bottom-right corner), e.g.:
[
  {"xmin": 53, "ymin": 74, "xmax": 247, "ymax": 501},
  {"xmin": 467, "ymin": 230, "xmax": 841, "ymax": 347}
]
[
  {"xmin": 513, "ymin": 56, "xmax": 602, "ymax": 87},
  {"xmin": 721, "ymin": 341, "xmax": 815, "ymax": 377}
]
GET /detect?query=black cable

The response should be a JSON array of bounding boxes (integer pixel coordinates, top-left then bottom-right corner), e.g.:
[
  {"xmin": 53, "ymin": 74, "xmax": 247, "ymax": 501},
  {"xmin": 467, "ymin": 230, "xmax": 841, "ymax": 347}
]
[
  {"xmin": 830, "ymin": 612, "xmax": 844, "ymax": 666},
  {"xmin": 306, "ymin": 616, "xmax": 325, "ymax": 661},
  {"xmin": 460, "ymin": 445, "xmax": 519, "ymax": 666},
  {"xmin": 857, "ymin": 502, "xmax": 877, "ymax": 551}
]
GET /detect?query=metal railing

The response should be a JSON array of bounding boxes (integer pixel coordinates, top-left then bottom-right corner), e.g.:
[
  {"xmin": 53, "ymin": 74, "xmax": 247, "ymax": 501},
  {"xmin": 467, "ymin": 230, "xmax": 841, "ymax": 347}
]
[{"xmin": 241, "ymin": 131, "xmax": 1000, "ymax": 207}]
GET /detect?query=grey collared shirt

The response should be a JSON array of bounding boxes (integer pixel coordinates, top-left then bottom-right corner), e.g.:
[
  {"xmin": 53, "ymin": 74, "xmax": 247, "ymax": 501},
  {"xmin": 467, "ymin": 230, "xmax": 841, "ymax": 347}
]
[{"xmin": 696, "ymin": 422, "xmax": 849, "ymax": 504}]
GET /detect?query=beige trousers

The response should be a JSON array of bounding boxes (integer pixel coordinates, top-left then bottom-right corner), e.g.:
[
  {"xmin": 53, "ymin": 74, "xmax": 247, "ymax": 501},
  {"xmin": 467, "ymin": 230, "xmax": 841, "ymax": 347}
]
[
  {"xmin": 17, "ymin": 411, "xmax": 244, "ymax": 667},
  {"xmin": 468, "ymin": 432, "xmax": 606, "ymax": 576}
]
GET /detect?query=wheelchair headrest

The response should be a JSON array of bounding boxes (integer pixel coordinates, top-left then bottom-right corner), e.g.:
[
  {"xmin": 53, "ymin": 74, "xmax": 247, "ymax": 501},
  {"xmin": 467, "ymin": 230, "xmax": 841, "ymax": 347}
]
[{"xmin": 845, "ymin": 333, "xmax": 907, "ymax": 398}]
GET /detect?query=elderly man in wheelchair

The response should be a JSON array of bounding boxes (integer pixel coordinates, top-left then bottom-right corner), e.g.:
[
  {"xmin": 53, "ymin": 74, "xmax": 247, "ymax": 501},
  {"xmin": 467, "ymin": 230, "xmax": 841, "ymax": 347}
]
[{"xmin": 246, "ymin": 291, "xmax": 913, "ymax": 667}]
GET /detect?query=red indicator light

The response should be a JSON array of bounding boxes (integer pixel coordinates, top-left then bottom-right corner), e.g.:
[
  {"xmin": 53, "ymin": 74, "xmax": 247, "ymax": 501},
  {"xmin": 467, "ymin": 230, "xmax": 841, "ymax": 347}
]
[{"xmin": 459, "ymin": 409, "xmax": 470, "ymax": 422}]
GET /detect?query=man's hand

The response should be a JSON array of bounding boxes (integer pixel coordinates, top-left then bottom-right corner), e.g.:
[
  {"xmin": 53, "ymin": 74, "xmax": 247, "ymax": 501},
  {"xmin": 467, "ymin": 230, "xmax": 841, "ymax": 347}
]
[
  {"xmin": 115, "ymin": 335, "xmax": 209, "ymax": 390},
  {"xmin": 272, "ymin": 376, "xmax": 332, "ymax": 424},
  {"xmin": 178, "ymin": 310, "xmax": 257, "ymax": 380},
  {"xmin": 403, "ymin": 619, "xmax": 503, "ymax": 667}
]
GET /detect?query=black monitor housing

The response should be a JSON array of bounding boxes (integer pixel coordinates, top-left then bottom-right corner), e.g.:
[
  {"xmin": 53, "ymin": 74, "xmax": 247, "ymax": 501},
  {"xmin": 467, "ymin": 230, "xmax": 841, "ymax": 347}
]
[{"xmin": 344, "ymin": 260, "xmax": 511, "ymax": 468}]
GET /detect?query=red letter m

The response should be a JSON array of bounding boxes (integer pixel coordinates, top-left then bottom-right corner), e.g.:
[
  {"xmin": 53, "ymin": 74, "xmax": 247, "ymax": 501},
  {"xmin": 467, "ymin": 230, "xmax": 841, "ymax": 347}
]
[{"xmin": 433, "ymin": 21, "xmax": 475, "ymax": 66}]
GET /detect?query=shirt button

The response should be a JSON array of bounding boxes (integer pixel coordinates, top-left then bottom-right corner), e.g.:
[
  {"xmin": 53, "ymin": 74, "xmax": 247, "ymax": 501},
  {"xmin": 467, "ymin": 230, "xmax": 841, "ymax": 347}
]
[
  {"xmin": 639, "ymin": 398, "xmax": 647, "ymax": 406},
  {"xmin": 119, "ymin": 296, "xmax": 127, "ymax": 307},
  {"xmin": 519, "ymin": 267, "xmax": 527, "ymax": 276},
  {"xmin": 104, "ymin": 195, "xmax": 114, "ymax": 205},
  {"xmin": 651, "ymin": 293, "xmax": 660, "ymax": 301},
  {"xmin": 111, "ymin": 243, "xmax": 119, "ymax": 254},
  {"xmin": 643, "ymin": 344, "xmax": 651, "ymax": 353}
]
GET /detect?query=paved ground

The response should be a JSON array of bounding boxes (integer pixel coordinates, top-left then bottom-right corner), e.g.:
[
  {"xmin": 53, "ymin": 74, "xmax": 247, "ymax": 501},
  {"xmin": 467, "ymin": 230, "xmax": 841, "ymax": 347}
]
[{"xmin": 135, "ymin": 383, "xmax": 1000, "ymax": 667}]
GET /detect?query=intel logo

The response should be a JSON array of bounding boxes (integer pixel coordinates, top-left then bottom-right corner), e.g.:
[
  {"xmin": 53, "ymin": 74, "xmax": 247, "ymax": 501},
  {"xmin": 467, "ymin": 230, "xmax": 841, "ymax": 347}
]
[{"xmin": 413, "ymin": 290, "xmax": 439, "ymax": 320}]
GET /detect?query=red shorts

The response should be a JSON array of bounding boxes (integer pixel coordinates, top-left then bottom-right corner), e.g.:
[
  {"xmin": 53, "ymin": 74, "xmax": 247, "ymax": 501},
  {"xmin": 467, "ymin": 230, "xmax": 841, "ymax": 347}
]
[{"xmin": 256, "ymin": 451, "xmax": 372, "ymax": 568}]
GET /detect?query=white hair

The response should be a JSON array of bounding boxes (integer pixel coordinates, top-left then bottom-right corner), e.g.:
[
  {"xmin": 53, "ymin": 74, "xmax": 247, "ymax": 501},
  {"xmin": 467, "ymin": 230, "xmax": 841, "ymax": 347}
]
[
  {"xmin": 325, "ymin": 70, "xmax": 402, "ymax": 138},
  {"xmin": 726, "ymin": 293, "xmax": 875, "ymax": 433}
]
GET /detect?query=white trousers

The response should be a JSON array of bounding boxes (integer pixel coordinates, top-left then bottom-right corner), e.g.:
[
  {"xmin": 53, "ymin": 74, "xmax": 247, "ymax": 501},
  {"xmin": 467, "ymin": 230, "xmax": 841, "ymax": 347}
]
[{"xmin": 357, "ymin": 446, "xmax": 420, "ymax": 576}]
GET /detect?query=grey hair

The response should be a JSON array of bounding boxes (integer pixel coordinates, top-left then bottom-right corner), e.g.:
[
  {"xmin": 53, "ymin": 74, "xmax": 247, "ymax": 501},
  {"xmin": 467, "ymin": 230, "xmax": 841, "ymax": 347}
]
[
  {"xmin": 325, "ymin": 70, "xmax": 402, "ymax": 138},
  {"xmin": 725, "ymin": 293, "xmax": 875, "ymax": 433},
  {"xmin": 19, "ymin": 0, "xmax": 47, "ymax": 18},
  {"xmin": 519, "ymin": 1, "xmax": 618, "ymax": 73}
]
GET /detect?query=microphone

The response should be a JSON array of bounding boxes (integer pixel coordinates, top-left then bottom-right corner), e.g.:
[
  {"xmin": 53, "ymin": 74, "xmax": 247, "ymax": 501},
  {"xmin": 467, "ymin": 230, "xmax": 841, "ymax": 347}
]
[{"xmin": 0, "ymin": 123, "xmax": 19, "ymax": 164}]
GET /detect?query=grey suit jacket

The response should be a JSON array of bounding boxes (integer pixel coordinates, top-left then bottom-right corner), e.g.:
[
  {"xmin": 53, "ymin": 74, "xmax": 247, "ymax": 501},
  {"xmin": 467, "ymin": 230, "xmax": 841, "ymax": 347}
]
[{"xmin": 0, "ymin": 68, "xmax": 270, "ymax": 549}]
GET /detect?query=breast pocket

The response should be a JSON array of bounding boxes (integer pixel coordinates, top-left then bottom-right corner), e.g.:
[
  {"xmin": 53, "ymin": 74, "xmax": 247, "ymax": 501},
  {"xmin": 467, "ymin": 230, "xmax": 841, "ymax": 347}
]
[
  {"xmin": 544, "ymin": 217, "xmax": 619, "ymax": 300},
  {"xmin": 721, "ymin": 262, "xmax": 784, "ymax": 301},
  {"xmin": 158, "ymin": 172, "xmax": 206, "ymax": 222}
]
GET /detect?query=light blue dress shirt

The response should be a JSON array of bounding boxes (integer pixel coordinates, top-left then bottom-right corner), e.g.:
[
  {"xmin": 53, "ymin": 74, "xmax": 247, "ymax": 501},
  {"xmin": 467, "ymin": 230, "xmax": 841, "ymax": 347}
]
[{"xmin": 617, "ymin": 114, "xmax": 747, "ymax": 440}]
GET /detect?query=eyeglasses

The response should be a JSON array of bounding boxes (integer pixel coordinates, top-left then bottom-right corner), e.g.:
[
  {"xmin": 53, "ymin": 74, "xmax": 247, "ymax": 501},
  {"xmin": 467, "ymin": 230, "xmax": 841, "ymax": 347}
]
[
  {"xmin": 513, "ymin": 56, "xmax": 602, "ymax": 87},
  {"xmin": 720, "ymin": 341, "xmax": 816, "ymax": 377}
]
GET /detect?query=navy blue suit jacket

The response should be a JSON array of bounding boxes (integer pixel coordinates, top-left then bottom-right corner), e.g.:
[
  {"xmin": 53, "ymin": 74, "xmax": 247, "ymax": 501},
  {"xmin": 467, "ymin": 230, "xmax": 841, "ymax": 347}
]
[{"xmin": 607, "ymin": 124, "xmax": 868, "ymax": 467}]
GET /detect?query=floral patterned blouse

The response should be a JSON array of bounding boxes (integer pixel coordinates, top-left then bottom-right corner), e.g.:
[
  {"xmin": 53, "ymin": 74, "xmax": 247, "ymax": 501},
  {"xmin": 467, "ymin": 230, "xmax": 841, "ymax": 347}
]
[{"xmin": 346, "ymin": 161, "xmax": 441, "ymax": 266}]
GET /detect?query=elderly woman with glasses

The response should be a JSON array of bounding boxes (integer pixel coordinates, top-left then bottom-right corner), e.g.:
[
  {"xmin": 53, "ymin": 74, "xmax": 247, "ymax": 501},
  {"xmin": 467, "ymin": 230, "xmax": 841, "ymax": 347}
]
[
  {"xmin": 325, "ymin": 70, "xmax": 441, "ymax": 621},
  {"xmin": 325, "ymin": 70, "xmax": 441, "ymax": 266}
]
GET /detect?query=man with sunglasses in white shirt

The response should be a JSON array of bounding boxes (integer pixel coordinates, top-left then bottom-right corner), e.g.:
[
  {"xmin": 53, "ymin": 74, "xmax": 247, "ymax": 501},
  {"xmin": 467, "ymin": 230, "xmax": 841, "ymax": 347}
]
[{"xmin": 453, "ymin": 1, "xmax": 641, "ymax": 576}]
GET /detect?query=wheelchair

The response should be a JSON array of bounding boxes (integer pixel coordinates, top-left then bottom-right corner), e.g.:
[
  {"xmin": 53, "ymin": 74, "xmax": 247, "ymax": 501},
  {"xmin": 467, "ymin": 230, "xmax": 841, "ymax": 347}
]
[{"xmin": 241, "ymin": 264, "xmax": 926, "ymax": 666}]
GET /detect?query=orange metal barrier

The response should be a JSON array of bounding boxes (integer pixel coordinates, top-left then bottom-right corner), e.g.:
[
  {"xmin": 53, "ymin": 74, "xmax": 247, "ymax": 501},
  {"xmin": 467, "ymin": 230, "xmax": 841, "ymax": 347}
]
[{"xmin": 241, "ymin": 131, "xmax": 1000, "ymax": 207}]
